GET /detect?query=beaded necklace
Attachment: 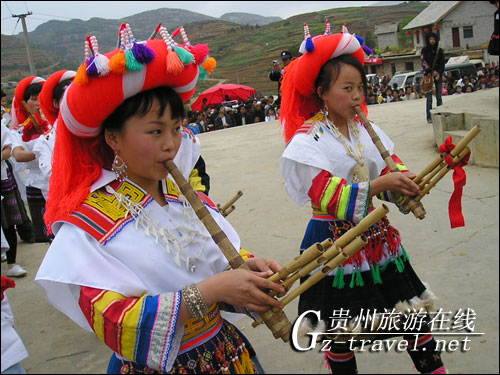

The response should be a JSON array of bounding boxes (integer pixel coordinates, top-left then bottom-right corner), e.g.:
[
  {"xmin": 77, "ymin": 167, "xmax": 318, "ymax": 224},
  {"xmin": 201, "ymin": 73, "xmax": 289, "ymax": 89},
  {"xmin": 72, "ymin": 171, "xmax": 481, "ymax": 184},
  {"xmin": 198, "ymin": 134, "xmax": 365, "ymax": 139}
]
[
  {"xmin": 105, "ymin": 184, "xmax": 211, "ymax": 272},
  {"xmin": 324, "ymin": 114, "xmax": 370, "ymax": 183}
]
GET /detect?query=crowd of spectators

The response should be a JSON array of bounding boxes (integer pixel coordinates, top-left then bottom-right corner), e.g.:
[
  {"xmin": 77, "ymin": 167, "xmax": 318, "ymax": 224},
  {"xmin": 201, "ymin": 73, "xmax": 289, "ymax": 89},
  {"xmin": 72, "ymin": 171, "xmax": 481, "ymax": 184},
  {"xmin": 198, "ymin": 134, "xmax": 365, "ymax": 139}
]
[
  {"xmin": 183, "ymin": 94, "xmax": 280, "ymax": 134},
  {"xmin": 366, "ymin": 63, "xmax": 499, "ymax": 105}
]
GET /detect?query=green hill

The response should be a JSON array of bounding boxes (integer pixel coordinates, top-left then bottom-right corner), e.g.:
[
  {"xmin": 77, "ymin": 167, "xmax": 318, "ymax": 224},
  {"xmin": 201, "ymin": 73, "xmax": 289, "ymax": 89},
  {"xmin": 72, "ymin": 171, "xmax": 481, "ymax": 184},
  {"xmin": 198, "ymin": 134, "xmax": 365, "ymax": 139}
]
[{"xmin": 1, "ymin": 2, "xmax": 428, "ymax": 96}]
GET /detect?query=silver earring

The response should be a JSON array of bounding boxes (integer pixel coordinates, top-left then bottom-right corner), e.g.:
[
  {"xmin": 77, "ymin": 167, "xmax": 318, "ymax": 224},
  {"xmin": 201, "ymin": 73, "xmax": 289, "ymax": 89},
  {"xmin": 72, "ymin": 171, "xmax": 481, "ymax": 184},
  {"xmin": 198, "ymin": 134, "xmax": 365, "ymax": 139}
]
[
  {"xmin": 323, "ymin": 101, "xmax": 329, "ymax": 117},
  {"xmin": 112, "ymin": 153, "xmax": 128, "ymax": 181}
]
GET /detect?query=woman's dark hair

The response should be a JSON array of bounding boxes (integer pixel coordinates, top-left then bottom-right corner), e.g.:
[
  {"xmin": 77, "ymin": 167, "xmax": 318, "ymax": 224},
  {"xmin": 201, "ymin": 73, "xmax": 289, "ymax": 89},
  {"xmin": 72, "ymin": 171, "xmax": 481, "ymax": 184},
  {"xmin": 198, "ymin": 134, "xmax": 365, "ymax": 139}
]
[
  {"xmin": 23, "ymin": 83, "xmax": 43, "ymax": 102},
  {"xmin": 315, "ymin": 54, "xmax": 368, "ymax": 97},
  {"xmin": 1, "ymin": 90, "xmax": 6, "ymax": 98},
  {"xmin": 102, "ymin": 86, "xmax": 185, "ymax": 132},
  {"xmin": 53, "ymin": 79, "xmax": 73, "ymax": 104}
]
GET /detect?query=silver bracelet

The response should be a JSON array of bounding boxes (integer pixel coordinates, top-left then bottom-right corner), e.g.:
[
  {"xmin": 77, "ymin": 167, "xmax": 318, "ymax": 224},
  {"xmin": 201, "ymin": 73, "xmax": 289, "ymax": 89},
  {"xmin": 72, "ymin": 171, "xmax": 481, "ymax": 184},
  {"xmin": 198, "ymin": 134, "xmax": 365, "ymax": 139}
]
[{"xmin": 182, "ymin": 283, "xmax": 209, "ymax": 320}]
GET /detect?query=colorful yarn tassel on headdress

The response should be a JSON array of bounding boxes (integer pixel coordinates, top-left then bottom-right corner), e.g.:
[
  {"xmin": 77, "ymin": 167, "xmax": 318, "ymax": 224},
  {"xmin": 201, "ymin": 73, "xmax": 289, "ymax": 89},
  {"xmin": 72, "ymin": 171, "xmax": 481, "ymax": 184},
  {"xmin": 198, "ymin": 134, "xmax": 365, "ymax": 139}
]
[
  {"xmin": 299, "ymin": 23, "xmax": 315, "ymax": 53},
  {"xmin": 126, "ymin": 24, "xmax": 155, "ymax": 64},
  {"xmin": 87, "ymin": 35, "xmax": 110, "ymax": 77},
  {"xmin": 202, "ymin": 57, "xmax": 216, "ymax": 73},
  {"xmin": 109, "ymin": 25, "xmax": 128, "ymax": 75},
  {"xmin": 160, "ymin": 27, "xmax": 184, "ymax": 75},
  {"xmin": 75, "ymin": 39, "xmax": 90, "ymax": 84},
  {"xmin": 191, "ymin": 43, "xmax": 209, "ymax": 65},
  {"xmin": 169, "ymin": 26, "xmax": 195, "ymax": 65}
]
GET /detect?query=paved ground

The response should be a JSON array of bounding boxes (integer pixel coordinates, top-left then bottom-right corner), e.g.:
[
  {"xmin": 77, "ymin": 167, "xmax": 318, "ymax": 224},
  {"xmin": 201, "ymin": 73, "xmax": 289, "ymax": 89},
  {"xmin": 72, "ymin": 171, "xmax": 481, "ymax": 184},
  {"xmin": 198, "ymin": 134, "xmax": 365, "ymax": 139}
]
[{"xmin": 2, "ymin": 89, "xmax": 499, "ymax": 374}]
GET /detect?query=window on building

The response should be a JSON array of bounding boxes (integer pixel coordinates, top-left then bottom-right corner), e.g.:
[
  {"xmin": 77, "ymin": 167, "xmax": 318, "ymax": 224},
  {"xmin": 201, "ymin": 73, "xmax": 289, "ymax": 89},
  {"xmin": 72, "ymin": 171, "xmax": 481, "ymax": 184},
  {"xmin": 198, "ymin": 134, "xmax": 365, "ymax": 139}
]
[
  {"xmin": 405, "ymin": 62, "xmax": 414, "ymax": 71},
  {"xmin": 416, "ymin": 30, "xmax": 420, "ymax": 44},
  {"xmin": 391, "ymin": 63, "xmax": 396, "ymax": 75},
  {"xmin": 463, "ymin": 26, "xmax": 473, "ymax": 39}
]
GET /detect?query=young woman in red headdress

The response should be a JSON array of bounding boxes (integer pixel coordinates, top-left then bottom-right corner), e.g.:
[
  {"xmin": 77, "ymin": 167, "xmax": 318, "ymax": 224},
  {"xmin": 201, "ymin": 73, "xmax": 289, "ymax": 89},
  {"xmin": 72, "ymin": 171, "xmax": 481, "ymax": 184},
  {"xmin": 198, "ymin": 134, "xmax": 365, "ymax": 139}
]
[
  {"xmin": 280, "ymin": 26, "xmax": 446, "ymax": 374},
  {"xmin": 35, "ymin": 25, "xmax": 284, "ymax": 374},
  {"xmin": 10, "ymin": 77, "xmax": 52, "ymax": 243}
]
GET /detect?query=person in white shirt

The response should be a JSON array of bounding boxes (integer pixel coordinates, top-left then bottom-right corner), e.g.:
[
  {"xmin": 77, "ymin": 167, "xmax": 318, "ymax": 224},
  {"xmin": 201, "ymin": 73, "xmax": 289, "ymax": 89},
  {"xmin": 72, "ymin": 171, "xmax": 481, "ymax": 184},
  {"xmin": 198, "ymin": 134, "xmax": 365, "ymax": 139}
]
[{"xmin": 265, "ymin": 107, "xmax": 277, "ymax": 122}]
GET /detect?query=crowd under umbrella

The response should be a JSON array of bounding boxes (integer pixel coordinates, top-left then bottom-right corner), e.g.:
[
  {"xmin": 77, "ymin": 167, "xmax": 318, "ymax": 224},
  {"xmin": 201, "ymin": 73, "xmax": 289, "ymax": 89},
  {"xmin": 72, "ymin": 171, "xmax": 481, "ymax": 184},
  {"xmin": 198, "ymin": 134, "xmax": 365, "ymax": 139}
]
[{"xmin": 191, "ymin": 83, "xmax": 257, "ymax": 111}]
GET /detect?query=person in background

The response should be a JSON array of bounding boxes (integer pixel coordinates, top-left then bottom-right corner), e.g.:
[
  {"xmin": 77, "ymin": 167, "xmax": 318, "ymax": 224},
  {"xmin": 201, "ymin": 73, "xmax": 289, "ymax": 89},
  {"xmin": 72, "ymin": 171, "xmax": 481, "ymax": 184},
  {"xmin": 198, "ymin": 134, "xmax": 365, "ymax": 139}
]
[
  {"xmin": 1, "ymin": 91, "xmax": 35, "ymax": 245},
  {"xmin": 421, "ymin": 32, "xmax": 445, "ymax": 124},
  {"xmin": 265, "ymin": 107, "xmax": 277, "ymax": 122},
  {"xmin": 1, "ymin": 121, "xmax": 28, "ymax": 277},
  {"xmin": 1, "ymin": 228, "xmax": 29, "ymax": 373},
  {"xmin": 235, "ymin": 104, "xmax": 254, "ymax": 126},
  {"xmin": 10, "ymin": 76, "xmax": 51, "ymax": 243},
  {"xmin": 35, "ymin": 70, "xmax": 76, "ymax": 202},
  {"xmin": 214, "ymin": 106, "xmax": 234, "ymax": 129},
  {"xmin": 269, "ymin": 51, "xmax": 293, "ymax": 108}
]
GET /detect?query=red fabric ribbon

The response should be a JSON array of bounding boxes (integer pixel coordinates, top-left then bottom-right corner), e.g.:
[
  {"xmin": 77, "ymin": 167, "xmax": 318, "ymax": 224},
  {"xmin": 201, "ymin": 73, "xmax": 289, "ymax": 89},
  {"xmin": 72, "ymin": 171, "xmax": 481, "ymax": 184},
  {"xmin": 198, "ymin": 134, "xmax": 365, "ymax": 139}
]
[
  {"xmin": 1, "ymin": 275, "xmax": 16, "ymax": 301},
  {"xmin": 439, "ymin": 136, "xmax": 471, "ymax": 228}
]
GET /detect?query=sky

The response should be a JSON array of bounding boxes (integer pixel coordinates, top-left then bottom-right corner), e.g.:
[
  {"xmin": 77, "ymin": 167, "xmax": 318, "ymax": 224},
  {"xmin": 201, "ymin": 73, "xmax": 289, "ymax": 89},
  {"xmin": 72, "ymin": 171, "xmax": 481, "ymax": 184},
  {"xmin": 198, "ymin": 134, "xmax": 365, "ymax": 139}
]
[{"xmin": 1, "ymin": 1, "xmax": 387, "ymax": 35}]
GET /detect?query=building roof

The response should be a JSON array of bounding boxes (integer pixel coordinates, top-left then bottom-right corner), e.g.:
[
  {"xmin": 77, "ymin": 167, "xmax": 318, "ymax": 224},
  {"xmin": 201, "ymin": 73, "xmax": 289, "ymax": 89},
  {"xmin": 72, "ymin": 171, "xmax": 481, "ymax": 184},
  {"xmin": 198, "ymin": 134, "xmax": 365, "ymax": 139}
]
[
  {"xmin": 403, "ymin": 1, "xmax": 461, "ymax": 29},
  {"xmin": 374, "ymin": 22, "xmax": 399, "ymax": 35}
]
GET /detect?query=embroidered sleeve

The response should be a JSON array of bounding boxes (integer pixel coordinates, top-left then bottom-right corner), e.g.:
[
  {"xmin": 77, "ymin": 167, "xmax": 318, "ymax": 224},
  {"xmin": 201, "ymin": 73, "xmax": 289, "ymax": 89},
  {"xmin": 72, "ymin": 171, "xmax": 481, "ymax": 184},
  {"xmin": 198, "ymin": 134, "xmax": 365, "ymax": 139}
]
[
  {"xmin": 376, "ymin": 154, "xmax": 411, "ymax": 213},
  {"xmin": 79, "ymin": 286, "xmax": 181, "ymax": 372},
  {"xmin": 308, "ymin": 170, "xmax": 371, "ymax": 224}
]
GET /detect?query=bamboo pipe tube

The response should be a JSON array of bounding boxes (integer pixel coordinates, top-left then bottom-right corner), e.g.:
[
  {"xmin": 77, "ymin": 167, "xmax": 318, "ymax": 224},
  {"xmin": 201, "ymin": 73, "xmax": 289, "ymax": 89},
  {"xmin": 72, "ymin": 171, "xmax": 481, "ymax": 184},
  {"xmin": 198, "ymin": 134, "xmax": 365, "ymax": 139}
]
[
  {"xmin": 271, "ymin": 204, "xmax": 389, "ymax": 295},
  {"xmin": 414, "ymin": 125, "xmax": 480, "ymax": 186},
  {"xmin": 354, "ymin": 106, "xmax": 426, "ymax": 219},
  {"xmin": 268, "ymin": 239, "xmax": 333, "ymax": 283},
  {"xmin": 21, "ymin": 100, "xmax": 42, "ymax": 134},
  {"xmin": 164, "ymin": 160, "xmax": 292, "ymax": 341},
  {"xmin": 415, "ymin": 147, "xmax": 471, "ymax": 201},
  {"xmin": 253, "ymin": 235, "xmax": 368, "ymax": 327},
  {"xmin": 418, "ymin": 147, "xmax": 470, "ymax": 192},
  {"xmin": 220, "ymin": 191, "xmax": 243, "ymax": 212},
  {"xmin": 278, "ymin": 235, "xmax": 368, "ymax": 308},
  {"xmin": 252, "ymin": 205, "xmax": 389, "ymax": 328},
  {"xmin": 400, "ymin": 147, "xmax": 471, "ymax": 209},
  {"xmin": 221, "ymin": 205, "xmax": 235, "ymax": 217}
]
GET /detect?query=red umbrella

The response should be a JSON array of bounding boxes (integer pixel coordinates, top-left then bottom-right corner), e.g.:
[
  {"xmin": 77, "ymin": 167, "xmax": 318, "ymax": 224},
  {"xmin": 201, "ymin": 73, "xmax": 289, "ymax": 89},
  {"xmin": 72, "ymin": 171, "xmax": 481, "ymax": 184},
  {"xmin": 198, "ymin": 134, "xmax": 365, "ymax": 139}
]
[{"xmin": 191, "ymin": 83, "xmax": 256, "ymax": 111}]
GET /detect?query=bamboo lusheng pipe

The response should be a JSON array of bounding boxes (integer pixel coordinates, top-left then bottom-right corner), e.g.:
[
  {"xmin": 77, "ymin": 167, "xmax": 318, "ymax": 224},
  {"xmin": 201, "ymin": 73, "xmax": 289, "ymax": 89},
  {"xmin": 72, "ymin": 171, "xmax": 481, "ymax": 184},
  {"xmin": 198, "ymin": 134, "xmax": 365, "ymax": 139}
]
[
  {"xmin": 253, "ymin": 235, "xmax": 368, "ymax": 327},
  {"xmin": 164, "ymin": 160, "xmax": 292, "ymax": 342},
  {"xmin": 400, "ymin": 145, "xmax": 473, "ymax": 210},
  {"xmin": 265, "ymin": 204, "xmax": 389, "ymax": 301},
  {"xmin": 354, "ymin": 106, "xmax": 426, "ymax": 220},
  {"xmin": 220, "ymin": 205, "xmax": 235, "ymax": 217},
  {"xmin": 252, "ymin": 204, "xmax": 389, "ymax": 328},
  {"xmin": 413, "ymin": 125, "xmax": 480, "ymax": 187},
  {"xmin": 400, "ymin": 147, "xmax": 471, "ymax": 210},
  {"xmin": 21, "ymin": 100, "xmax": 42, "ymax": 134},
  {"xmin": 268, "ymin": 238, "xmax": 333, "ymax": 283},
  {"xmin": 220, "ymin": 191, "xmax": 243, "ymax": 212}
]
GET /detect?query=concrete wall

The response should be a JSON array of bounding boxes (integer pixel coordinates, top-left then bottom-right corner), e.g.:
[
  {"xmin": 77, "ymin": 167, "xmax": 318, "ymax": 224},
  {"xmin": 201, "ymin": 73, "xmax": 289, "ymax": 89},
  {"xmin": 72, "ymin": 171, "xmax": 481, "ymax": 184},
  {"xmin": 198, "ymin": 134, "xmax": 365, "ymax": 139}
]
[
  {"xmin": 431, "ymin": 90, "xmax": 499, "ymax": 168},
  {"xmin": 377, "ymin": 33, "xmax": 399, "ymax": 50}
]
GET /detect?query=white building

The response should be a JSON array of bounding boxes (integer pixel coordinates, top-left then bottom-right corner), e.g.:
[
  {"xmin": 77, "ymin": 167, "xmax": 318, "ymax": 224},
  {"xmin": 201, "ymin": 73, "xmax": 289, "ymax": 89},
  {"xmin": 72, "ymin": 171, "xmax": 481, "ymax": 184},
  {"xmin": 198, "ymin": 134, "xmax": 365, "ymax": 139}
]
[
  {"xmin": 404, "ymin": 1, "xmax": 495, "ymax": 52},
  {"xmin": 376, "ymin": 1, "xmax": 497, "ymax": 77}
]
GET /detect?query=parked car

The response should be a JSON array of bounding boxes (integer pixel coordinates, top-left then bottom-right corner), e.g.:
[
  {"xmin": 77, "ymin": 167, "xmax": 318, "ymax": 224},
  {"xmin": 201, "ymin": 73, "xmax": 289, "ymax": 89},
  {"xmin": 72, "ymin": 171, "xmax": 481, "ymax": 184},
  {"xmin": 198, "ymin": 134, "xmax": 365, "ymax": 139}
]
[
  {"xmin": 388, "ymin": 71, "xmax": 424, "ymax": 90},
  {"xmin": 444, "ymin": 62, "xmax": 477, "ymax": 81}
]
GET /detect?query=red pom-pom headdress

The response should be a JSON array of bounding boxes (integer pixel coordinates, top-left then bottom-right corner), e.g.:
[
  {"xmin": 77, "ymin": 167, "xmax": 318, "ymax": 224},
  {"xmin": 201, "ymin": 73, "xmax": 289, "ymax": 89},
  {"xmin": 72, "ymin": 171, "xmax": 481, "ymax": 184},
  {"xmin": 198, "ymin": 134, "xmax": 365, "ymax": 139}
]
[
  {"xmin": 280, "ymin": 24, "xmax": 368, "ymax": 143},
  {"xmin": 39, "ymin": 70, "xmax": 76, "ymax": 125},
  {"xmin": 45, "ymin": 23, "xmax": 215, "ymax": 233}
]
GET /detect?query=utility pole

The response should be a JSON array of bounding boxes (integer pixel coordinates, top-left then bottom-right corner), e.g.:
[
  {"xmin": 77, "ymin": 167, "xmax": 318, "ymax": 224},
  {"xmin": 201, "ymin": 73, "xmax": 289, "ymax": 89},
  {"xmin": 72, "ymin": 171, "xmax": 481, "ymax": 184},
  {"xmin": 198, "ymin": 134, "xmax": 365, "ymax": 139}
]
[{"xmin": 12, "ymin": 12, "xmax": 37, "ymax": 75}]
